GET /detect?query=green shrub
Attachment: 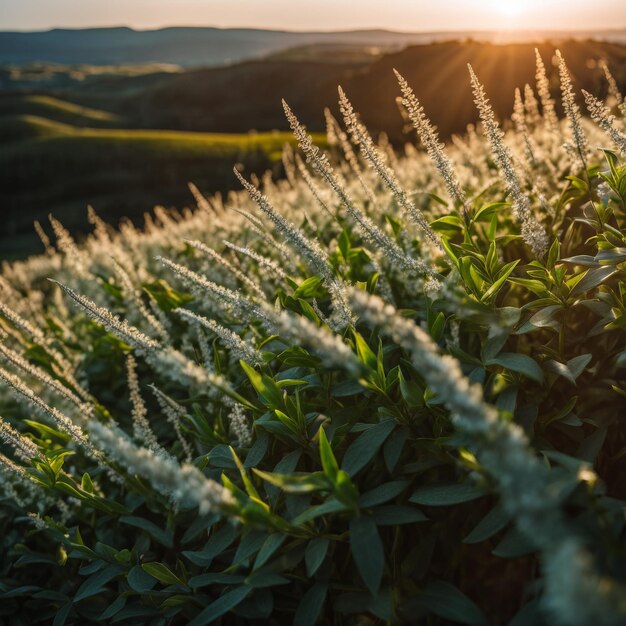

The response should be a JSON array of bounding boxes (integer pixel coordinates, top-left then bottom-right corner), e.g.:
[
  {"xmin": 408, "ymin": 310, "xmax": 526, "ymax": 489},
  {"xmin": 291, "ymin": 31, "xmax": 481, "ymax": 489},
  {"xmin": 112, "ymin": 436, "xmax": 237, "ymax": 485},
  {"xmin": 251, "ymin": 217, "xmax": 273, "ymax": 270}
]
[{"xmin": 1, "ymin": 50, "xmax": 626, "ymax": 625}]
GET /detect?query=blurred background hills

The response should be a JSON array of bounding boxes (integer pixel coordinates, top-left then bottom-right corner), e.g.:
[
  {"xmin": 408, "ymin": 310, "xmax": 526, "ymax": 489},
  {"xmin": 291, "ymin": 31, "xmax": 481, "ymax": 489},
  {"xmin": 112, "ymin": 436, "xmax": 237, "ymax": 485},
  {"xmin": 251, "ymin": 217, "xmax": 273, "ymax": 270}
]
[{"xmin": 2, "ymin": 27, "xmax": 626, "ymax": 259}]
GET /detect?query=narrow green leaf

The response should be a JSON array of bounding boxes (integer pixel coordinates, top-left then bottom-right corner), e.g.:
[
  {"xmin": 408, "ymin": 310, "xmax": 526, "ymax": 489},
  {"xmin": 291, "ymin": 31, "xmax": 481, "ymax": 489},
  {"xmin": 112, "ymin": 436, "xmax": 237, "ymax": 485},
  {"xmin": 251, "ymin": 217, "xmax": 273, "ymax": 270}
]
[
  {"xmin": 410, "ymin": 483, "xmax": 485, "ymax": 506},
  {"xmin": 294, "ymin": 582, "xmax": 328, "ymax": 626},
  {"xmin": 350, "ymin": 516, "xmax": 384, "ymax": 596},
  {"xmin": 372, "ymin": 505, "xmax": 428, "ymax": 525},
  {"xmin": 419, "ymin": 580, "xmax": 487, "ymax": 625},
  {"xmin": 187, "ymin": 586, "xmax": 251, "ymax": 626},
  {"xmin": 318, "ymin": 428, "xmax": 339, "ymax": 483},
  {"xmin": 74, "ymin": 564, "xmax": 124, "ymax": 602},
  {"xmin": 359, "ymin": 480, "xmax": 409, "ymax": 508},
  {"xmin": 127, "ymin": 564, "xmax": 157, "ymax": 593},
  {"xmin": 119, "ymin": 516, "xmax": 174, "ymax": 548},
  {"xmin": 305, "ymin": 538, "xmax": 330, "ymax": 577},
  {"xmin": 463, "ymin": 505, "xmax": 510, "ymax": 544},
  {"xmin": 254, "ymin": 534, "xmax": 286, "ymax": 570},
  {"xmin": 486, "ymin": 353, "xmax": 543, "ymax": 383},
  {"xmin": 341, "ymin": 419, "xmax": 396, "ymax": 477},
  {"xmin": 141, "ymin": 562, "xmax": 186, "ymax": 586}
]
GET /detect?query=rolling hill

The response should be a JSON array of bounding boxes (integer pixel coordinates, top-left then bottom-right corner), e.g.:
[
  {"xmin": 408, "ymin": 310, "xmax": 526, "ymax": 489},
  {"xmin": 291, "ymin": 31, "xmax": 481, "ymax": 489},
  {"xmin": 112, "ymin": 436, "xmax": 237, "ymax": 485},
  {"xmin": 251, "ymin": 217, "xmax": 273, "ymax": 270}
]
[
  {"xmin": 89, "ymin": 39, "xmax": 626, "ymax": 142},
  {"xmin": 2, "ymin": 38, "xmax": 626, "ymax": 260},
  {"xmin": 0, "ymin": 110, "xmax": 321, "ymax": 259},
  {"xmin": 0, "ymin": 94, "xmax": 121, "ymax": 127}
]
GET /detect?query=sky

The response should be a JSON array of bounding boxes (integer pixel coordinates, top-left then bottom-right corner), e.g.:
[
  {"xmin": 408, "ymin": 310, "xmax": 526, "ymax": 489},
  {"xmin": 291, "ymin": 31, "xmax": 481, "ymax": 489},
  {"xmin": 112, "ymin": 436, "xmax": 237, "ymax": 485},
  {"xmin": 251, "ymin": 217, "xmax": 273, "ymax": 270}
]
[{"xmin": 2, "ymin": 0, "xmax": 626, "ymax": 32}]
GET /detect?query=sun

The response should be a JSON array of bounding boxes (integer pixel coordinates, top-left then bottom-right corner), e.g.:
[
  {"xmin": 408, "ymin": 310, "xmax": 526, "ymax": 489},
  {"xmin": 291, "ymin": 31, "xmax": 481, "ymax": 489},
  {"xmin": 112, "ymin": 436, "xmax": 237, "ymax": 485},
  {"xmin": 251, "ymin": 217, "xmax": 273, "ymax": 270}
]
[{"xmin": 490, "ymin": 0, "xmax": 527, "ymax": 19}]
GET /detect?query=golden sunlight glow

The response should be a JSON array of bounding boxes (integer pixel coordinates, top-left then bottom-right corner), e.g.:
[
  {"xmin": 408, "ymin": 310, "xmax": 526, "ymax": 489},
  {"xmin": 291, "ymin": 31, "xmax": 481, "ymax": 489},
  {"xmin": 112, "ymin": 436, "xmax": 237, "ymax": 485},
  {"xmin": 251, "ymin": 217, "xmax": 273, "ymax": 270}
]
[
  {"xmin": 489, "ymin": 0, "xmax": 527, "ymax": 21},
  {"xmin": 3, "ymin": 0, "xmax": 626, "ymax": 31}
]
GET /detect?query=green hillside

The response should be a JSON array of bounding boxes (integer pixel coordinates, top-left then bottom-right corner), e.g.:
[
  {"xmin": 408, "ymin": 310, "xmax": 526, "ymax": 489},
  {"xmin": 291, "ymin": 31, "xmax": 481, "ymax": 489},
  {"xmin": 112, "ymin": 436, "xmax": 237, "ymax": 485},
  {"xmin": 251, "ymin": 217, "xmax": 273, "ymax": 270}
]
[
  {"xmin": 0, "ymin": 94, "xmax": 121, "ymax": 127},
  {"xmin": 0, "ymin": 111, "xmax": 322, "ymax": 259}
]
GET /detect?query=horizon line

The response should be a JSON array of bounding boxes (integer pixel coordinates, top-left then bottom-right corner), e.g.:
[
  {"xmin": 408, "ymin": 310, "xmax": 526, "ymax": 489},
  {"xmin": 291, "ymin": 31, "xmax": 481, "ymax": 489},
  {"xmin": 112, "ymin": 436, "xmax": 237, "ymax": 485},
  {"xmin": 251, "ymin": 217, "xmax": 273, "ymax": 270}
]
[{"xmin": 3, "ymin": 24, "xmax": 626, "ymax": 35}]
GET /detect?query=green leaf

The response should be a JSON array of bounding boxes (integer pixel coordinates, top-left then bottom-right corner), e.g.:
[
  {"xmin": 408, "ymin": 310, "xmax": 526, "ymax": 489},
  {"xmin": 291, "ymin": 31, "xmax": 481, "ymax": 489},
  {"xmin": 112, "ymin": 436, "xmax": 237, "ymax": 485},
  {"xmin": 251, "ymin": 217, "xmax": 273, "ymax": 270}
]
[
  {"xmin": 372, "ymin": 505, "xmax": 428, "ymax": 525},
  {"xmin": 481, "ymin": 260, "xmax": 519, "ymax": 302},
  {"xmin": 350, "ymin": 516, "xmax": 384, "ymax": 596},
  {"xmin": 187, "ymin": 586, "xmax": 251, "ymax": 626},
  {"xmin": 430, "ymin": 215, "xmax": 463, "ymax": 235},
  {"xmin": 245, "ymin": 572, "xmax": 290, "ymax": 588},
  {"xmin": 143, "ymin": 279, "xmax": 193, "ymax": 312},
  {"xmin": 359, "ymin": 480, "xmax": 409, "ymax": 508},
  {"xmin": 331, "ymin": 380, "xmax": 366, "ymax": 397},
  {"xmin": 294, "ymin": 582, "xmax": 328, "ymax": 626},
  {"xmin": 528, "ymin": 305, "xmax": 563, "ymax": 329},
  {"xmin": 99, "ymin": 596, "xmax": 127, "ymax": 620},
  {"xmin": 492, "ymin": 527, "xmax": 536, "ymax": 558},
  {"xmin": 80, "ymin": 472, "xmax": 94, "ymax": 494},
  {"xmin": 546, "ymin": 238, "xmax": 560, "ymax": 270},
  {"xmin": 293, "ymin": 276, "xmax": 324, "ymax": 299},
  {"xmin": 341, "ymin": 419, "xmax": 396, "ymax": 476},
  {"xmin": 240, "ymin": 360, "xmax": 284, "ymax": 408},
  {"xmin": 254, "ymin": 533, "xmax": 286, "ymax": 570},
  {"xmin": 473, "ymin": 202, "xmax": 508, "ymax": 222},
  {"xmin": 119, "ymin": 516, "xmax": 174, "ymax": 548},
  {"xmin": 253, "ymin": 469, "xmax": 329, "ymax": 494},
  {"xmin": 410, "ymin": 483, "xmax": 485, "ymax": 506},
  {"xmin": 338, "ymin": 229, "xmax": 351, "ymax": 260},
  {"xmin": 127, "ymin": 564, "xmax": 157, "ymax": 593},
  {"xmin": 188, "ymin": 573, "xmax": 245, "ymax": 588},
  {"xmin": 305, "ymin": 538, "xmax": 330, "ymax": 577},
  {"xmin": 419, "ymin": 580, "xmax": 487, "ymax": 625},
  {"xmin": 292, "ymin": 497, "xmax": 348, "ymax": 525},
  {"xmin": 353, "ymin": 332, "xmax": 378, "ymax": 370},
  {"xmin": 318, "ymin": 428, "xmax": 339, "ymax": 483},
  {"xmin": 545, "ymin": 354, "xmax": 592, "ymax": 385},
  {"xmin": 567, "ymin": 353, "xmax": 592, "ymax": 380},
  {"xmin": 463, "ymin": 505, "xmax": 510, "ymax": 544},
  {"xmin": 244, "ymin": 431, "xmax": 269, "ymax": 468},
  {"xmin": 486, "ymin": 353, "xmax": 543, "ymax": 383},
  {"xmin": 74, "ymin": 564, "xmax": 124, "ymax": 602},
  {"xmin": 232, "ymin": 530, "xmax": 268, "ymax": 565},
  {"xmin": 52, "ymin": 602, "xmax": 72, "ymax": 626},
  {"xmin": 383, "ymin": 427, "xmax": 409, "ymax": 472},
  {"xmin": 141, "ymin": 562, "xmax": 186, "ymax": 586},
  {"xmin": 182, "ymin": 523, "xmax": 239, "ymax": 567},
  {"xmin": 570, "ymin": 266, "xmax": 617, "ymax": 297}
]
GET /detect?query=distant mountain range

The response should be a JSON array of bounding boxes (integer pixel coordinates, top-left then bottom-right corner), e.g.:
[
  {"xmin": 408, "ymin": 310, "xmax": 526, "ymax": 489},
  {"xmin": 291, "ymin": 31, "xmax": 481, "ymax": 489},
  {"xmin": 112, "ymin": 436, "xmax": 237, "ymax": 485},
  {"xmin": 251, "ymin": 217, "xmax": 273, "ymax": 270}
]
[{"xmin": 2, "ymin": 26, "xmax": 626, "ymax": 68}]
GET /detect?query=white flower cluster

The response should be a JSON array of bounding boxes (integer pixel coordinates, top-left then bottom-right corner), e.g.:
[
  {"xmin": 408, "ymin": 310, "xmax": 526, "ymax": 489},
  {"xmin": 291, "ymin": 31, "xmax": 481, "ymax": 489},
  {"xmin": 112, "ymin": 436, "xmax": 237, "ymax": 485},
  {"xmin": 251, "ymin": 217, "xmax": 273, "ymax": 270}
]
[
  {"xmin": 111, "ymin": 256, "xmax": 170, "ymax": 342},
  {"xmin": 556, "ymin": 50, "xmax": 590, "ymax": 170},
  {"xmin": 534, "ymin": 49, "xmax": 560, "ymax": 132},
  {"xmin": 126, "ymin": 354, "xmax": 161, "ymax": 453},
  {"xmin": 583, "ymin": 89, "xmax": 626, "ymax": 154},
  {"xmin": 285, "ymin": 99, "xmax": 433, "ymax": 279},
  {"xmin": 156, "ymin": 255, "xmax": 274, "ymax": 329},
  {"xmin": 149, "ymin": 385, "xmax": 193, "ymax": 461},
  {"xmin": 338, "ymin": 86, "xmax": 440, "ymax": 249},
  {"xmin": 469, "ymin": 64, "xmax": 549, "ymax": 258},
  {"xmin": 222, "ymin": 241, "xmax": 288, "ymax": 283},
  {"xmin": 186, "ymin": 239, "xmax": 266, "ymax": 300},
  {"xmin": 49, "ymin": 280, "xmax": 161, "ymax": 355},
  {"xmin": 87, "ymin": 420, "xmax": 232, "ymax": 514},
  {"xmin": 0, "ymin": 341, "xmax": 86, "ymax": 415},
  {"xmin": 395, "ymin": 70, "xmax": 470, "ymax": 215},
  {"xmin": 0, "ymin": 366, "xmax": 92, "ymax": 451},
  {"xmin": 176, "ymin": 308, "xmax": 263, "ymax": 367},
  {"xmin": 227, "ymin": 403, "xmax": 252, "ymax": 447},
  {"xmin": 0, "ymin": 415, "xmax": 39, "ymax": 462}
]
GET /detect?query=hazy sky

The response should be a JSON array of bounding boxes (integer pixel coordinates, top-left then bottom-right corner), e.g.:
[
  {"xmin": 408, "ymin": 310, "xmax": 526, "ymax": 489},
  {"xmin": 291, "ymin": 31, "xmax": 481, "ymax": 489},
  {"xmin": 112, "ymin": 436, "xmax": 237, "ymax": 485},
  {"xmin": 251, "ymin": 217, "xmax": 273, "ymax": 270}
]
[{"xmin": 2, "ymin": 0, "xmax": 626, "ymax": 32}]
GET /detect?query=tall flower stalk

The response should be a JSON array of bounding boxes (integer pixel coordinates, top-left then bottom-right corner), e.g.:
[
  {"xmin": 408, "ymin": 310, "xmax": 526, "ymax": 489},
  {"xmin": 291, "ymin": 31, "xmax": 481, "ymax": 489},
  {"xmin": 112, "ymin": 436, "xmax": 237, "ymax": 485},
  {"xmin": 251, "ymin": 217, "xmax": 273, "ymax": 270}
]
[{"xmin": 468, "ymin": 65, "xmax": 549, "ymax": 257}]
